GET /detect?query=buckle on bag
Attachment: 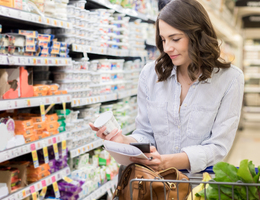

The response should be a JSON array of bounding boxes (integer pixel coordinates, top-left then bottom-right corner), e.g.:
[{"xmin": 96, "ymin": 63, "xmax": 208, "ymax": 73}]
[{"xmin": 168, "ymin": 182, "xmax": 176, "ymax": 189}]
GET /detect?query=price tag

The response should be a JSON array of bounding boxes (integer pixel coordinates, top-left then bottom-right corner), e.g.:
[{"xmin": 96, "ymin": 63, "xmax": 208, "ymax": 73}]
[
  {"xmin": 39, "ymin": 187, "xmax": 47, "ymax": 200},
  {"xmin": 46, "ymin": 18, "xmax": 50, "ymax": 24},
  {"xmin": 45, "ymin": 59, "xmax": 48, "ymax": 65},
  {"xmin": 62, "ymin": 141, "xmax": 66, "ymax": 157},
  {"xmin": 63, "ymin": 177, "xmax": 78, "ymax": 185},
  {"xmin": 31, "ymin": 143, "xmax": 36, "ymax": 151},
  {"xmin": 61, "ymin": 21, "xmax": 63, "ymax": 26},
  {"xmin": 52, "ymin": 182, "xmax": 60, "ymax": 198},
  {"xmin": 30, "ymin": 185, "xmax": 35, "ymax": 193},
  {"xmin": 27, "ymin": 99, "xmax": 31, "ymax": 106},
  {"xmin": 33, "ymin": 58, "xmax": 36, "ymax": 65},
  {"xmin": 55, "ymin": 59, "xmax": 58, "ymax": 65},
  {"xmin": 53, "ymin": 143, "xmax": 59, "ymax": 160},
  {"xmin": 67, "ymin": 22, "xmax": 70, "ymax": 28},
  {"xmin": 54, "ymin": 20, "xmax": 57, "ymax": 26},
  {"xmin": 62, "ymin": 102, "xmax": 66, "ymax": 117},
  {"xmin": 31, "ymin": 192, "xmax": 37, "ymax": 200},
  {"xmin": 41, "ymin": 180, "xmax": 46, "ymax": 188},
  {"xmin": 43, "ymin": 147, "xmax": 49, "ymax": 163},
  {"xmin": 40, "ymin": 104, "xmax": 45, "ymax": 122},
  {"xmin": 32, "ymin": 150, "xmax": 39, "ymax": 168},
  {"xmin": 22, "ymin": 190, "xmax": 26, "ymax": 198}
]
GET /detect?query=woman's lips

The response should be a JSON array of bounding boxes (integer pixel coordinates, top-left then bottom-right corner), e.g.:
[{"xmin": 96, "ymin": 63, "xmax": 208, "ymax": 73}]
[{"xmin": 170, "ymin": 54, "xmax": 179, "ymax": 59}]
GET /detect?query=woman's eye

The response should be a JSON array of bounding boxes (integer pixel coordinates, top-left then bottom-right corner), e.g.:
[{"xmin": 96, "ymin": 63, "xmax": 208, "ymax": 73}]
[{"xmin": 173, "ymin": 39, "xmax": 180, "ymax": 42}]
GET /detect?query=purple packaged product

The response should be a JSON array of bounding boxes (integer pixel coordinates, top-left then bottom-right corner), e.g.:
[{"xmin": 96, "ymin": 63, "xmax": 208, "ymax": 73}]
[{"xmin": 61, "ymin": 195, "xmax": 79, "ymax": 200}]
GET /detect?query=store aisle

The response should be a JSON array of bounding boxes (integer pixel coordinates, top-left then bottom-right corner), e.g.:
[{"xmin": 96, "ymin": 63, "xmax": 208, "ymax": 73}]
[{"xmin": 224, "ymin": 123, "xmax": 260, "ymax": 167}]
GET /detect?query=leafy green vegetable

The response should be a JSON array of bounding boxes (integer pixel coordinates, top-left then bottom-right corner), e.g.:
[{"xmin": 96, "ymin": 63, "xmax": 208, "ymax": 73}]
[{"xmin": 195, "ymin": 159, "xmax": 260, "ymax": 200}]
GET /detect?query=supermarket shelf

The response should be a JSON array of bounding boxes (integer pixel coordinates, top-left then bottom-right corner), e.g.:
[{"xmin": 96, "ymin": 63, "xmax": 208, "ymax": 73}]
[
  {"xmin": 1, "ymin": 167, "xmax": 70, "ymax": 200},
  {"xmin": 89, "ymin": 80, "xmax": 132, "ymax": 87},
  {"xmin": 244, "ymin": 87, "xmax": 260, "ymax": 93},
  {"xmin": 245, "ymin": 73, "xmax": 260, "ymax": 79},
  {"xmin": 0, "ymin": 55, "xmax": 72, "ymax": 66},
  {"xmin": 243, "ymin": 106, "xmax": 260, "ymax": 113},
  {"xmin": 244, "ymin": 46, "xmax": 260, "ymax": 51},
  {"xmin": 71, "ymin": 44, "xmax": 147, "ymax": 57},
  {"xmin": 0, "ymin": 5, "xmax": 72, "ymax": 29},
  {"xmin": 83, "ymin": 175, "xmax": 118, "ymax": 200},
  {"xmin": 0, "ymin": 131, "xmax": 71, "ymax": 163},
  {"xmin": 145, "ymin": 39, "xmax": 156, "ymax": 47},
  {"xmin": 70, "ymin": 123, "xmax": 136, "ymax": 158},
  {"xmin": 0, "ymin": 94, "xmax": 72, "ymax": 111},
  {"xmin": 71, "ymin": 89, "xmax": 137, "ymax": 107},
  {"xmin": 244, "ymin": 60, "xmax": 260, "ymax": 66},
  {"xmin": 88, "ymin": 0, "xmax": 156, "ymax": 22}
]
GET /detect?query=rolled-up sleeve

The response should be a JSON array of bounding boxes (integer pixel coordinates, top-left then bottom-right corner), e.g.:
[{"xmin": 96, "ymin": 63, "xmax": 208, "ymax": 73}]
[
  {"xmin": 182, "ymin": 72, "xmax": 244, "ymax": 173},
  {"xmin": 129, "ymin": 67, "xmax": 156, "ymax": 146}
]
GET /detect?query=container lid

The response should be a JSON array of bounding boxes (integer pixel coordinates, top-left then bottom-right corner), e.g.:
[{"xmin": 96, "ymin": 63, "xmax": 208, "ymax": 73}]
[{"xmin": 94, "ymin": 111, "xmax": 113, "ymax": 128}]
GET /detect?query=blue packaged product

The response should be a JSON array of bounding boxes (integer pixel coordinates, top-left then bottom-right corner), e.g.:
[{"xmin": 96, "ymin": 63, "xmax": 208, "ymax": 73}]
[
  {"xmin": 24, "ymin": 45, "xmax": 37, "ymax": 52},
  {"xmin": 38, "ymin": 34, "xmax": 54, "ymax": 42},
  {"xmin": 38, "ymin": 41, "xmax": 49, "ymax": 48},
  {"xmin": 50, "ymin": 41, "xmax": 61, "ymax": 49},
  {"xmin": 14, "ymin": 30, "xmax": 38, "ymax": 38},
  {"xmin": 26, "ymin": 37, "xmax": 36, "ymax": 46},
  {"xmin": 49, "ymin": 47, "xmax": 60, "ymax": 55}
]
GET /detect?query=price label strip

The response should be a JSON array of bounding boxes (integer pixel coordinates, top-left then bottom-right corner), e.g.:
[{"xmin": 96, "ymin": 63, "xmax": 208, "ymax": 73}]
[
  {"xmin": 53, "ymin": 143, "xmax": 59, "ymax": 160},
  {"xmin": 40, "ymin": 104, "xmax": 45, "ymax": 122},
  {"xmin": 45, "ymin": 103, "xmax": 55, "ymax": 114},
  {"xmin": 52, "ymin": 182, "xmax": 60, "ymax": 198},
  {"xmin": 63, "ymin": 177, "xmax": 78, "ymax": 185},
  {"xmin": 32, "ymin": 150, "xmax": 39, "ymax": 168},
  {"xmin": 39, "ymin": 186, "xmax": 47, "ymax": 200},
  {"xmin": 62, "ymin": 102, "xmax": 66, "ymax": 118},
  {"xmin": 43, "ymin": 147, "xmax": 49, "ymax": 163},
  {"xmin": 62, "ymin": 140, "xmax": 66, "ymax": 157}
]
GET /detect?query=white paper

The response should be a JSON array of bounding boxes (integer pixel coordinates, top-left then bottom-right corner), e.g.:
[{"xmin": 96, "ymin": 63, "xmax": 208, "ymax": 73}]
[{"xmin": 103, "ymin": 141, "xmax": 148, "ymax": 166}]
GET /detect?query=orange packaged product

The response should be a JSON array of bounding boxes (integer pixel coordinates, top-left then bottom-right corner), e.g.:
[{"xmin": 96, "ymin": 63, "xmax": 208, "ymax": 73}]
[
  {"xmin": 27, "ymin": 163, "xmax": 50, "ymax": 173},
  {"xmin": 33, "ymin": 85, "xmax": 49, "ymax": 96},
  {"xmin": 15, "ymin": 119, "xmax": 33, "ymax": 129},
  {"xmin": 60, "ymin": 90, "xmax": 68, "ymax": 95},
  {"xmin": 36, "ymin": 130, "xmax": 50, "ymax": 139},
  {"xmin": 49, "ymin": 129, "xmax": 59, "ymax": 136},
  {"xmin": 33, "ymin": 121, "xmax": 46, "ymax": 130},
  {"xmin": 49, "ymin": 84, "xmax": 59, "ymax": 91},
  {"xmin": 24, "ymin": 133, "xmax": 38, "ymax": 143},
  {"xmin": 31, "ymin": 116, "xmax": 43, "ymax": 123},
  {"xmin": 27, "ymin": 170, "xmax": 50, "ymax": 182},
  {"xmin": 15, "ymin": 127, "xmax": 34, "ymax": 136},
  {"xmin": 45, "ymin": 121, "xmax": 60, "ymax": 132},
  {"xmin": 53, "ymin": 90, "xmax": 61, "ymax": 95},
  {"xmin": 45, "ymin": 113, "xmax": 58, "ymax": 122}
]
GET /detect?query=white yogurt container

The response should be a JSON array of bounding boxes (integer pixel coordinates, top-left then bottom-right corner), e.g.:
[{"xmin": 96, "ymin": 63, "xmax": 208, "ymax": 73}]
[{"xmin": 94, "ymin": 111, "xmax": 120, "ymax": 135}]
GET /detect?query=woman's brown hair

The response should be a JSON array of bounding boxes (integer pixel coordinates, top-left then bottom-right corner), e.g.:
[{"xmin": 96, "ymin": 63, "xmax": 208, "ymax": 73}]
[{"xmin": 155, "ymin": 0, "xmax": 231, "ymax": 82}]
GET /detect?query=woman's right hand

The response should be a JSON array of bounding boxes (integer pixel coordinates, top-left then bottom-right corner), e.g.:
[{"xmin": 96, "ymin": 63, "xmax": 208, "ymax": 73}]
[{"xmin": 89, "ymin": 122, "xmax": 125, "ymax": 143}]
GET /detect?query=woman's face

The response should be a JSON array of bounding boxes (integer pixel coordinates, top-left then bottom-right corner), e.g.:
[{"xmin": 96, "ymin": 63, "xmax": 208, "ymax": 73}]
[{"xmin": 159, "ymin": 19, "xmax": 191, "ymax": 68}]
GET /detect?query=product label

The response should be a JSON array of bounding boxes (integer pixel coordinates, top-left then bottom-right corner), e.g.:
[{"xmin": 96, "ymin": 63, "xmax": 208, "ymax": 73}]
[
  {"xmin": 40, "ymin": 104, "xmax": 45, "ymax": 122},
  {"xmin": 32, "ymin": 150, "xmax": 39, "ymax": 168},
  {"xmin": 52, "ymin": 182, "xmax": 60, "ymax": 198},
  {"xmin": 63, "ymin": 177, "xmax": 78, "ymax": 185},
  {"xmin": 19, "ymin": 30, "xmax": 37, "ymax": 38},
  {"xmin": 38, "ymin": 34, "xmax": 51, "ymax": 42},
  {"xmin": 43, "ymin": 147, "xmax": 49, "ymax": 163},
  {"xmin": 38, "ymin": 41, "xmax": 49, "ymax": 48},
  {"xmin": 53, "ymin": 143, "xmax": 59, "ymax": 160},
  {"xmin": 26, "ymin": 37, "xmax": 35, "ymax": 45},
  {"xmin": 32, "ymin": 192, "xmax": 37, "ymax": 200},
  {"xmin": 62, "ymin": 140, "xmax": 66, "ymax": 157}
]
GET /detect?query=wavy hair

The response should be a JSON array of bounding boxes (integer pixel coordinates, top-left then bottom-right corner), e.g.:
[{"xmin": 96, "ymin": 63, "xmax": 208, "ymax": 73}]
[{"xmin": 155, "ymin": 0, "xmax": 231, "ymax": 82}]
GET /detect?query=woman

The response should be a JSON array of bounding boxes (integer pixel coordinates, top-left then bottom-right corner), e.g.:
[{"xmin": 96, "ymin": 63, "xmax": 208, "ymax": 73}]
[{"xmin": 90, "ymin": 0, "xmax": 244, "ymax": 173}]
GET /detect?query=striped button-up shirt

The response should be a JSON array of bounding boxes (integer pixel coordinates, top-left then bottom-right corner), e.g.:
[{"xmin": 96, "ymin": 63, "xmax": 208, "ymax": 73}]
[{"xmin": 130, "ymin": 61, "xmax": 244, "ymax": 173}]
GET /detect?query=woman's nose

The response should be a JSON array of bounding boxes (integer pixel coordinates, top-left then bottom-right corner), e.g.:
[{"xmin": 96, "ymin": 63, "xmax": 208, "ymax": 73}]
[{"xmin": 164, "ymin": 42, "xmax": 174, "ymax": 53}]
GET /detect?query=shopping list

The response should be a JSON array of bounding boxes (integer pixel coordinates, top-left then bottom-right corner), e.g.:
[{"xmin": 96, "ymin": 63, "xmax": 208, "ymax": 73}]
[{"xmin": 103, "ymin": 140, "xmax": 148, "ymax": 166}]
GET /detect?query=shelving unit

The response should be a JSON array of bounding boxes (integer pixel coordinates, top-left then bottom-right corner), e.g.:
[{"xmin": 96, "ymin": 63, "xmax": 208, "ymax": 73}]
[
  {"xmin": 1, "ymin": 167, "xmax": 71, "ymax": 200},
  {"xmin": 83, "ymin": 175, "xmax": 118, "ymax": 200},
  {"xmin": 0, "ymin": 56, "xmax": 72, "ymax": 66},
  {"xmin": 0, "ymin": 5, "xmax": 72, "ymax": 28}
]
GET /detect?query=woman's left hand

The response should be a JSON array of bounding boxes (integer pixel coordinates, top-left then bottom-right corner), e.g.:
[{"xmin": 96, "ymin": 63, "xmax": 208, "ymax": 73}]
[{"xmin": 130, "ymin": 146, "xmax": 164, "ymax": 171}]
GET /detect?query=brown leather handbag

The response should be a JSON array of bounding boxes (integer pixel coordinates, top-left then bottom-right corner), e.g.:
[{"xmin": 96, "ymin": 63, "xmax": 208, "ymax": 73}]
[{"xmin": 113, "ymin": 163, "xmax": 191, "ymax": 200}]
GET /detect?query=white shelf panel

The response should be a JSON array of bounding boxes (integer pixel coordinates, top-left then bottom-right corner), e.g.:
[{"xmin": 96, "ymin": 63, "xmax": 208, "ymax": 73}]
[
  {"xmin": 245, "ymin": 73, "xmax": 260, "ymax": 79},
  {"xmin": 0, "ymin": 5, "xmax": 72, "ymax": 29},
  {"xmin": 0, "ymin": 94, "xmax": 72, "ymax": 111},
  {"xmin": 244, "ymin": 60, "xmax": 260, "ymax": 66},
  {"xmin": 0, "ymin": 56, "xmax": 72, "ymax": 66},
  {"xmin": 88, "ymin": 0, "xmax": 156, "ymax": 22},
  {"xmin": 244, "ymin": 46, "xmax": 260, "ymax": 51},
  {"xmin": 2, "ymin": 167, "xmax": 70, "ymax": 200},
  {"xmin": 0, "ymin": 131, "xmax": 71, "ymax": 163},
  {"xmin": 244, "ymin": 87, "xmax": 260, "ymax": 93},
  {"xmin": 71, "ymin": 89, "xmax": 137, "ymax": 107},
  {"xmin": 71, "ymin": 44, "xmax": 146, "ymax": 57},
  {"xmin": 83, "ymin": 175, "xmax": 118, "ymax": 200},
  {"xmin": 70, "ymin": 123, "xmax": 136, "ymax": 158},
  {"xmin": 243, "ymin": 107, "xmax": 260, "ymax": 113}
]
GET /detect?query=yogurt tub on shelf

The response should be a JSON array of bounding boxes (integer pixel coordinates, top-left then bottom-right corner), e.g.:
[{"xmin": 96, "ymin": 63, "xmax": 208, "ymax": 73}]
[
  {"xmin": 67, "ymin": 5, "xmax": 76, "ymax": 16},
  {"xmin": 89, "ymin": 60, "xmax": 99, "ymax": 71},
  {"xmin": 69, "ymin": 0, "xmax": 86, "ymax": 9},
  {"xmin": 53, "ymin": 71, "xmax": 74, "ymax": 81}
]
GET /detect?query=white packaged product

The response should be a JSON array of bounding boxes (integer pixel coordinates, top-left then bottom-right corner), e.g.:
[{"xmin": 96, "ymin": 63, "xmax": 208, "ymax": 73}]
[{"xmin": 94, "ymin": 111, "xmax": 120, "ymax": 135}]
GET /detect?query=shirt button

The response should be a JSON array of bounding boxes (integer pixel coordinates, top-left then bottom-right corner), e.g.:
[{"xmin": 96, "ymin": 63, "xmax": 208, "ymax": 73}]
[
  {"xmin": 184, "ymin": 103, "xmax": 187, "ymax": 107},
  {"xmin": 192, "ymin": 86, "xmax": 195, "ymax": 89},
  {"xmin": 178, "ymin": 126, "xmax": 180, "ymax": 129},
  {"xmin": 175, "ymin": 147, "xmax": 179, "ymax": 150}
]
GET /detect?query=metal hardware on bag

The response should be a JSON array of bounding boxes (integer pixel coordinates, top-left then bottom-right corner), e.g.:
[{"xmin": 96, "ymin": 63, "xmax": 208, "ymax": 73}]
[{"xmin": 168, "ymin": 182, "xmax": 176, "ymax": 189}]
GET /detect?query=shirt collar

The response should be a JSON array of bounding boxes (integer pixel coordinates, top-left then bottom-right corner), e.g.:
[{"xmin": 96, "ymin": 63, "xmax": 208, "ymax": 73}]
[{"xmin": 169, "ymin": 66, "xmax": 212, "ymax": 84}]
